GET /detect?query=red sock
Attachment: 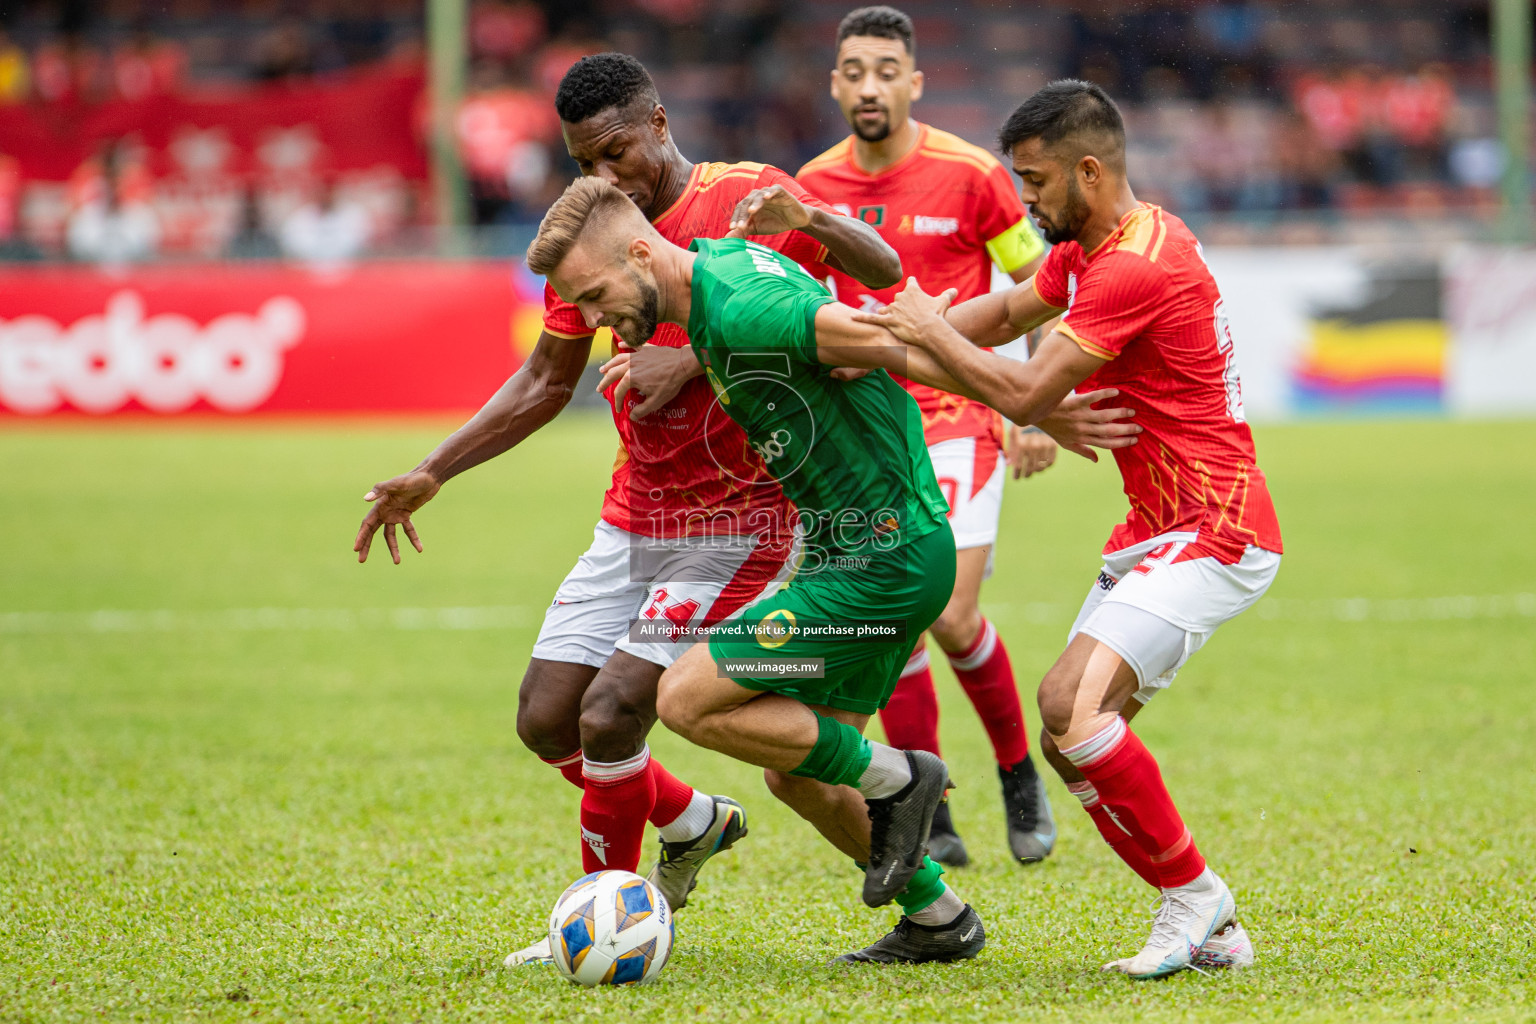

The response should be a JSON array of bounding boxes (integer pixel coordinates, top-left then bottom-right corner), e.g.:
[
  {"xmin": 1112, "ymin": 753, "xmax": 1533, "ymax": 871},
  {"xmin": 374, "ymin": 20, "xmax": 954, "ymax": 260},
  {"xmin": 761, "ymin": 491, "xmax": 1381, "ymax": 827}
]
[
  {"xmin": 541, "ymin": 751, "xmax": 585, "ymax": 790},
  {"xmin": 1065, "ymin": 720, "xmax": 1206, "ymax": 888},
  {"xmin": 1067, "ymin": 780, "xmax": 1161, "ymax": 888},
  {"xmin": 877, "ymin": 644, "xmax": 941, "ymax": 756},
  {"xmin": 945, "ymin": 618, "xmax": 1029, "ymax": 766},
  {"xmin": 647, "ymin": 757, "xmax": 696, "ymax": 828},
  {"xmin": 580, "ymin": 747, "xmax": 655, "ymax": 873}
]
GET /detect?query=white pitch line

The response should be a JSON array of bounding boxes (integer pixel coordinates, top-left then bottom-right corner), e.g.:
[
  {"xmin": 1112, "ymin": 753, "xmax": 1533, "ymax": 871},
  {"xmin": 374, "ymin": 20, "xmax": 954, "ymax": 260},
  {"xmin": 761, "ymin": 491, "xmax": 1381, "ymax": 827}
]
[
  {"xmin": 984, "ymin": 593, "xmax": 1536, "ymax": 626},
  {"xmin": 0, "ymin": 606, "xmax": 536, "ymax": 635},
  {"xmin": 1, "ymin": 594, "xmax": 1532, "ymax": 636}
]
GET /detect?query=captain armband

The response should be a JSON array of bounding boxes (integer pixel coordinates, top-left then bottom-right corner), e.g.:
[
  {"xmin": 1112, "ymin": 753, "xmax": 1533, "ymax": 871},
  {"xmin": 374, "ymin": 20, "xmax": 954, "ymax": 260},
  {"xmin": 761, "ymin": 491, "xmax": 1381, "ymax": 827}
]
[{"xmin": 985, "ymin": 217, "xmax": 1047, "ymax": 274}]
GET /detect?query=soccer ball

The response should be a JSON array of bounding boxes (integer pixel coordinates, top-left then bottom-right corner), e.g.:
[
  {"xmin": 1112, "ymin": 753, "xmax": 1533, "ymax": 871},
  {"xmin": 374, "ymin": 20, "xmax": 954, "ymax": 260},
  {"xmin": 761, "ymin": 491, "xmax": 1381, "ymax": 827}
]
[{"xmin": 548, "ymin": 870, "xmax": 674, "ymax": 986}]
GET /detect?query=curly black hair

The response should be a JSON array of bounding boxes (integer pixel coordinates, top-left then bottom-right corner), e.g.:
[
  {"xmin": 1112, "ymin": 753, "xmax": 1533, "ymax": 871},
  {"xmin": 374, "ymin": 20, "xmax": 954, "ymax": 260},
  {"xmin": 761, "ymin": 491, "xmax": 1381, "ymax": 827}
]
[
  {"xmin": 554, "ymin": 52, "xmax": 660, "ymax": 125},
  {"xmin": 836, "ymin": 6, "xmax": 914, "ymax": 54}
]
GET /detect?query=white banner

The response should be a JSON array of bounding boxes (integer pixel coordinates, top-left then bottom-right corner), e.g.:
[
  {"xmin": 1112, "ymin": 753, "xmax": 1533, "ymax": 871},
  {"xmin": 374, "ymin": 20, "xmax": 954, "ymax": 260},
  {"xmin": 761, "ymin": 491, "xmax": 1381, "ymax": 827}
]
[{"xmin": 1205, "ymin": 245, "xmax": 1536, "ymax": 421}]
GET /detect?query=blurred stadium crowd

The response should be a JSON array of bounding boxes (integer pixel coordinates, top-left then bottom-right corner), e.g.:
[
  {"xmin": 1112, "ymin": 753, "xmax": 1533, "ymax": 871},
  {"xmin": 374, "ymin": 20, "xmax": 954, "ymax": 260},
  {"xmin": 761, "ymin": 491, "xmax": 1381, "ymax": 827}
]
[{"xmin": 0, "ymin": 0, "xmax": 1513, "ymax": 262}]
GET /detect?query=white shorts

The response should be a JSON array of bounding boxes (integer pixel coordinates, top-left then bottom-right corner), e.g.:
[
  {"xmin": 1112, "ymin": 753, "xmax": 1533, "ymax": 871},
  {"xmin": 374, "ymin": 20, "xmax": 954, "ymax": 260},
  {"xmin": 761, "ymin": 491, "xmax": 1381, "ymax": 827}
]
[
  {"xmin": 532, "ymin": 521, "xmax": 796, "ymax": 670},
  {"xmin": 929, "ymin": 435, "xmax": 1005, "ymax": 554},
  {"xmin": 1067, "ymin": 532, "xmax": 1281, "ymax": 704}
]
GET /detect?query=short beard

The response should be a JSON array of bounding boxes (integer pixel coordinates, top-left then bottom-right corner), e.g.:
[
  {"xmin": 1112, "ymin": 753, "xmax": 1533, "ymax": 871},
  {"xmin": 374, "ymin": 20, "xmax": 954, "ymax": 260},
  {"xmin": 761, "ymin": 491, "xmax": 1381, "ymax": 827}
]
[
  {"xmin": 623, "ymin": 270, "xmax": 660, "ymax": 345},
  {"xmin": 853, "ymin": 116, "xmax": 891, "ymax": 142},
  {"xmin": 1040, "ymin": 176, "xmax": 1092, "ymax": 245}
]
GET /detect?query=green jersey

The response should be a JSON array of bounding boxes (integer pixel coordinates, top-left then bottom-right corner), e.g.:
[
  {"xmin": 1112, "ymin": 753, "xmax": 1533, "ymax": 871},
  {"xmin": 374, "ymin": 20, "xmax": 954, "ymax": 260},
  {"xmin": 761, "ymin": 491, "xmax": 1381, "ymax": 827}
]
[{"xmin": 685, "ymin": 236, "xmax": 948, "ymax": 562}]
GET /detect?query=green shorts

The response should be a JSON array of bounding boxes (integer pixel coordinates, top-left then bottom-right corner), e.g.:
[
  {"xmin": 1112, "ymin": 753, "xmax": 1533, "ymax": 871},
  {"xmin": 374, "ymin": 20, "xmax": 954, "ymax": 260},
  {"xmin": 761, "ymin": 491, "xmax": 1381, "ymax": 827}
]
[{"xmin": 709, "ymin": 521, "xmax": 957, "ymax": 715}]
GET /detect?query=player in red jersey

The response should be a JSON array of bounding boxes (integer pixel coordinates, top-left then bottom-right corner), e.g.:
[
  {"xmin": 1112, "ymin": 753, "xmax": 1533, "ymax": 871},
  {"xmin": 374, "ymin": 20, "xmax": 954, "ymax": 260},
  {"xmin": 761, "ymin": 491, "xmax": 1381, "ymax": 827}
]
[
  {"xmin": 797, "ymin": 7, "xmax": 1139, "ymax": 868},
  {"xmin": 858, "ymin": 80, "xmax": 1282, "ymax": 979},
  {"xmin": 352, "ymin": 53, "xmax": 901, "ymax": 966}
]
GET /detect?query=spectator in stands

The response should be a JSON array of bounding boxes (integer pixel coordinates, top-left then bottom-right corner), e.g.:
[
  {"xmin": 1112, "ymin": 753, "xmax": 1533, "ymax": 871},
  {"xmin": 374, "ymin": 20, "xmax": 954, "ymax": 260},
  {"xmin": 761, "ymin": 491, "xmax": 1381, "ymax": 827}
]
[
  {"xmin": 0, "ymin": 150, "xmax": 37, "ymax": 259},
  {"xmin": 278, "ymin": 176, "xmax": 370, "ymax": 270},
  {"xmin": 0, "ymin": 30, "xmax": 28, "ymax": 103},
  {"xmin": 111, "ymin": 26, "xmax": 186, "ymax": 101},
  {"xmin": 226, "ymin": 188, "xmax": 281, "ymax": 261},
  {"xmin": 255, "ymin": 21, "xmax": 317, "ymax": 81},
  {"xmin": 66, "ymin": 166, "xmax": 161, "ymax": 266}
]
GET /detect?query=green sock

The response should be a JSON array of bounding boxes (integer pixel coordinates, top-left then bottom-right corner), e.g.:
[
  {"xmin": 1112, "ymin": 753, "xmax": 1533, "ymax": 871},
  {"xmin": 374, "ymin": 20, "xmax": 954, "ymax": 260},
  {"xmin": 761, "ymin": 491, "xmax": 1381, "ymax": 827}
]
[
  {"xmin": 789, "ymin": 713, "xmax": 872, "ymax": 787},
  {"xmin": 893, "ymin": 856, "xmax": 946, "ymax": 915}
]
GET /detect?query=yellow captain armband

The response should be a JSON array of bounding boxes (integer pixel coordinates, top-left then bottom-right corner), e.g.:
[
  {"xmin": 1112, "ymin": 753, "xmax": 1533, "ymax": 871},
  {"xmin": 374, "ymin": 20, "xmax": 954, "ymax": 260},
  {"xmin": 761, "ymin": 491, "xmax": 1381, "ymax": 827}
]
[{"xmin": 985, "ymin": 216, "xmax": 1047, "ymax": 274}]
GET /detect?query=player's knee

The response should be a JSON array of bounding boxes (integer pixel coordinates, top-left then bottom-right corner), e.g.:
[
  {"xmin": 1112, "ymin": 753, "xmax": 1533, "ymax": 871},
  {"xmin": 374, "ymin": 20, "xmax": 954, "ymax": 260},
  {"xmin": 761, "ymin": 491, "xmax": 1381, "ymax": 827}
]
[
  {"xmin": 578, "ymin": 680, "xmax": 655, "ymax": 761},
  {"xmin": 1037, "ymin": 663, "xmax": 1078, "ymax": 738},
  {"xmin": 516, "ymin": 681, "xmax": 580, "ymax": 759},
  {"xmin": 654, "ymin": 665, "xmax": 701, "ymax": 739}
]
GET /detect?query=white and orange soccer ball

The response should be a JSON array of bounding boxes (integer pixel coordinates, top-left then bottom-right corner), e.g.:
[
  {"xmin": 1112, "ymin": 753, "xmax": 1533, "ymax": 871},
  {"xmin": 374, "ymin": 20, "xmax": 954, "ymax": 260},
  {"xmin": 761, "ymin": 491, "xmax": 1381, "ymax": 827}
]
[{"xmin": 548, "ymin": 870, "xmax": 674, "ymax": 986}]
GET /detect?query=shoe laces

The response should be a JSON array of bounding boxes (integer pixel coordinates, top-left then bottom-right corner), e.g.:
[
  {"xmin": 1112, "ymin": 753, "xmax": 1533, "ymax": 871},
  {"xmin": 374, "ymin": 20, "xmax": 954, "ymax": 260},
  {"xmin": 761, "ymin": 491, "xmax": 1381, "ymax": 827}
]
[{"xmin": 1145, "ymin": 889, "xmax": 1203, "ymax": 952}]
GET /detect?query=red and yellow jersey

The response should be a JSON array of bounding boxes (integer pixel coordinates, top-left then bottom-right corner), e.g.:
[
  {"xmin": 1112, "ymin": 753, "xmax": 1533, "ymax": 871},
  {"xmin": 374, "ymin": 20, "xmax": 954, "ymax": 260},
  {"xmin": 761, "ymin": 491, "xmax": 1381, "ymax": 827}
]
[
  {"xmin": 1034, "ymin": 202, "xmax": 1283, "ymax": 564},
  {"xmin": 797, "ymin": 123, "xmax": 1045, "ymax": 468},
  {"xmin": 542, "ymin": 161, "xmax": 836, "ymax": 538}
]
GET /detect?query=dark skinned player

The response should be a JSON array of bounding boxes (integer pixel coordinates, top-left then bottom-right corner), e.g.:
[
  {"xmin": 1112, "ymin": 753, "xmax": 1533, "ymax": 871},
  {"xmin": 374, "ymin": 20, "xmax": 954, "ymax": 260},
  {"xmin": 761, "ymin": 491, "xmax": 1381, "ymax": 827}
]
[{"xmin": 352, "ymin": 53, "xmax": 901, "ymax": 966}]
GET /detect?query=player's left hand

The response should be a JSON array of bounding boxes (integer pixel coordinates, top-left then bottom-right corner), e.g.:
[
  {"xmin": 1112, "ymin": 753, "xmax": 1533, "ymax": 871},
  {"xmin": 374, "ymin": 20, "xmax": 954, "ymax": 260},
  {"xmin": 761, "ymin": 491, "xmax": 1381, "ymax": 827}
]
[
  {"xmin": 852, "ymin": 277, "xmax": 957, "ymax": 347},
  {"xmin": 727, "ymin": 185, "xmax": 813, "ymax": 238},
  {"xmin": 597, "ymin": 346, "xmax": 701, "ymax": 419},
  {"xmin": 1006, "ymin": 423, "xmax": 1057, "ymax": 479}
]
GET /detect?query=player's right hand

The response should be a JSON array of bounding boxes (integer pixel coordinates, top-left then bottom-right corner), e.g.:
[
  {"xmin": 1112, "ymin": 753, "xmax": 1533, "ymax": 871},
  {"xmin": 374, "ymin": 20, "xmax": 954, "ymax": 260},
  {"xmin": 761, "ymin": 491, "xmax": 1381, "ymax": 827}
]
[
  {"xmin": 598, "ymin": 347, "xmax": 698, "ymax": 420},
  {"xmin": 354, "ymin": 470, "xmax": 439, "ymax": 564},
  {"xmin": 1036, "ymin": 388, "xmax": 1141, "ymax": 463}
]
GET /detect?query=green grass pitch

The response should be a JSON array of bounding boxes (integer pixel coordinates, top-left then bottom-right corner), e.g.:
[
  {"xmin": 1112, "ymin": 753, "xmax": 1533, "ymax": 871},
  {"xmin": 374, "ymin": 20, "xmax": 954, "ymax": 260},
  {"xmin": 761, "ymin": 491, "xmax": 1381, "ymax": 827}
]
[{"xmin": 2, "ymin": 415, "xmax": 1533, "ymax": 1023}]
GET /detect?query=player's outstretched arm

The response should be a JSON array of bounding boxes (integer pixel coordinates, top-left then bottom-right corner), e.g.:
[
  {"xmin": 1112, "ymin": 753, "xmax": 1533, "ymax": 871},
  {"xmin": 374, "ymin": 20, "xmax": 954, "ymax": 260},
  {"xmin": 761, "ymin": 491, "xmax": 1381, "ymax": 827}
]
[
  {"xmin": 822, "ymin": 289, "xmax": 1138, "ymax": 460},
  {"xmin": 811, "ymin": 299, "xmax": 982, "ymax": 399},
  {"xmin": 727, "ymin": 185, "xmax": 901, "ymax": 288},
  {"xmin": 353, "ymin": 331, "xmax": 593, "ymax": 563},
  {"xmin": 855, "ymin": 278, "xmax": 1102, "ymax": 425},
  {"xmin": 934, "ymin": 276, "xmax": 1066, "ymax": 349}
]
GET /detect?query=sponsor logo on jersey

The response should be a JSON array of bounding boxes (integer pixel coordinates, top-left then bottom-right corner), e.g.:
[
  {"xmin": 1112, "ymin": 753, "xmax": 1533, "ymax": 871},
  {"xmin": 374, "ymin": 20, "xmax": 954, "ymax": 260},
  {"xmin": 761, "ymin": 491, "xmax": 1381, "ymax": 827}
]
[
  {"xmin": 754, "ymin": 608, "xmax": 797, "ymax": 649},
  {"xmin": 898, "ymin": 215, "xmax": 960, "ymax": 236},
  {"xmin": 751, "ymin": 428, "xmax": 793, "ymax": 466},
  {"xmin": 1096, "ymin": 571, "xmax": 1118, "ymax": 591},
  {"xmin": 705, "ymin": 367, "xmax": 729, "ymax": 402}
]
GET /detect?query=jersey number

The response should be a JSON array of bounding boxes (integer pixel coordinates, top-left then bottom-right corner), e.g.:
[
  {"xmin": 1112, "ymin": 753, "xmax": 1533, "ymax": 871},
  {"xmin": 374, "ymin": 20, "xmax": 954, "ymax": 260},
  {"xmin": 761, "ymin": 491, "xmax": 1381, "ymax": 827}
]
[
  {"xmin": 1131, "ymin": 541, "xmax": 1183, "ymax": 576},
  {"xmin": 1193, "ymin": 242, "xmax": 1246, "ymax": 425},
  {"xmin": 1212, "ymin": 298, "xmax": 1246, "ymax": 424},
  {"xmin": 643, "ymin": 588, "xmax": 701, "ymax": 642}
]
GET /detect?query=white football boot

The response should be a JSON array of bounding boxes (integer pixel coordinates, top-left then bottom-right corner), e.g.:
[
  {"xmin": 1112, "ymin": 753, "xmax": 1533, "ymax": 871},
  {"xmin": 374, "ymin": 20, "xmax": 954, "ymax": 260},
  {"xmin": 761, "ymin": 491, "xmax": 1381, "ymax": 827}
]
[
  {"xmin": 503, "ymin": 935, "xmax": 553, "ymax": 968},
  {"xmin": 1192, "ymin": 920, "xmax": 1255, "ymax": 969},
  {"xmin": 1103, "ymin": 868, "xmax": 1237, "ymax": 979}
]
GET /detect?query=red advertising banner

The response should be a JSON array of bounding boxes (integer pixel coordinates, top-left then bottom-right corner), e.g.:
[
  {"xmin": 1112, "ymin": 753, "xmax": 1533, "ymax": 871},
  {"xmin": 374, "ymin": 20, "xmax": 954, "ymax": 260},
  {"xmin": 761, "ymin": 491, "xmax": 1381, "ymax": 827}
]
[
  {"xmin": 0, "ymin": 69, "xmax": 427, "ymax": 182},
  {"xmin": 0, "ymin": 261, "xmax": 526, "ymax": 415}
]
